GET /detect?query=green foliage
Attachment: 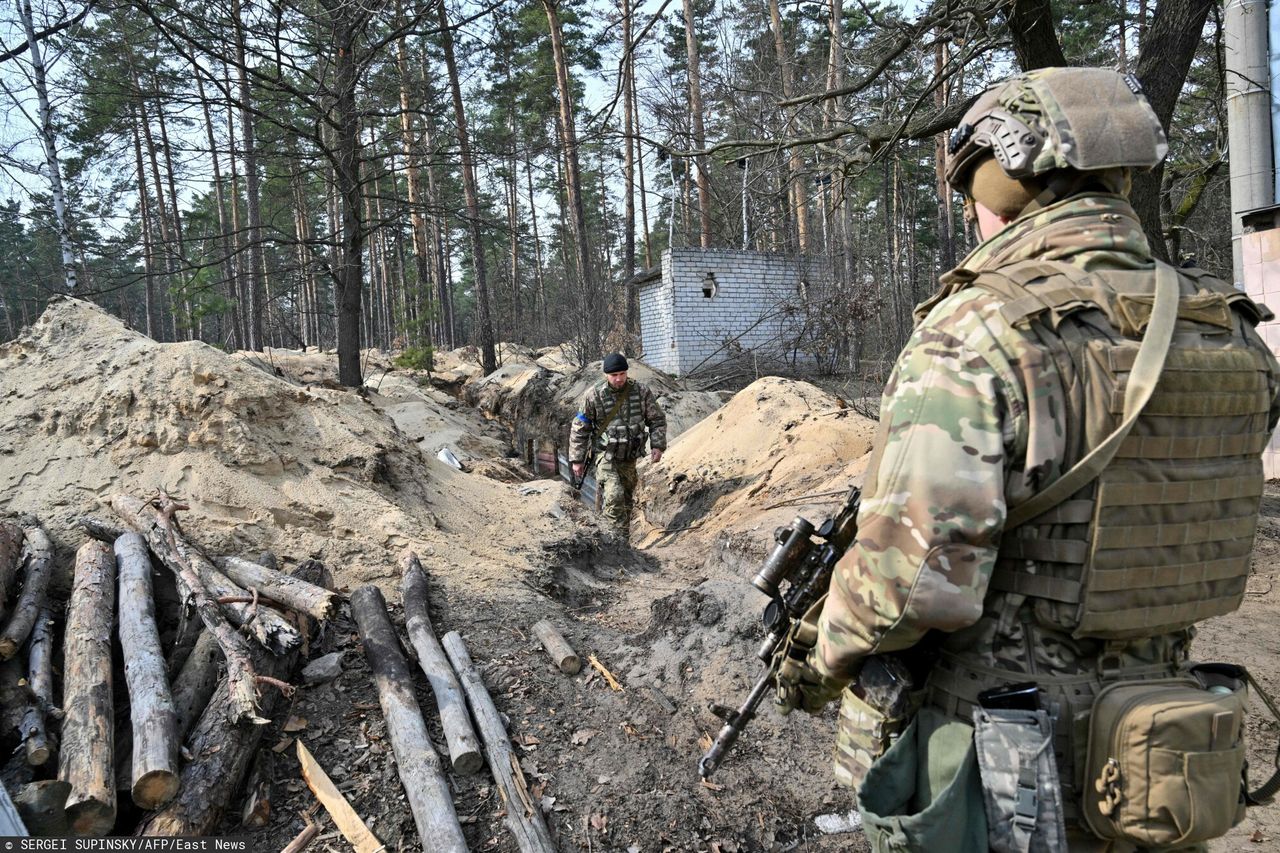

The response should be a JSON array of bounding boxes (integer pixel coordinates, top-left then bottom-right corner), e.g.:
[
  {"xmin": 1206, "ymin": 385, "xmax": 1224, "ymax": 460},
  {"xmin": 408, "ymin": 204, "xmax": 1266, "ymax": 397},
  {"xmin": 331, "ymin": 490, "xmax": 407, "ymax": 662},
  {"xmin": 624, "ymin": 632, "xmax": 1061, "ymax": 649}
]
[{"xmin": 393, "ymin": 344, "xmax": 434, "ymax": 371}]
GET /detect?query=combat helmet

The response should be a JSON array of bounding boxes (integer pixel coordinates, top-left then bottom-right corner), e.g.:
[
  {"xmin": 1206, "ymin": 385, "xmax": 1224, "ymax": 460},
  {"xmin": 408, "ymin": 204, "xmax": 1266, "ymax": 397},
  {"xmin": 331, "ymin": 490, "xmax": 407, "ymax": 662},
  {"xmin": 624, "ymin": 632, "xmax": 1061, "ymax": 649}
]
[{"xmin": 945, "ymin": 67, "xmax": 1168, "ymax": 199}]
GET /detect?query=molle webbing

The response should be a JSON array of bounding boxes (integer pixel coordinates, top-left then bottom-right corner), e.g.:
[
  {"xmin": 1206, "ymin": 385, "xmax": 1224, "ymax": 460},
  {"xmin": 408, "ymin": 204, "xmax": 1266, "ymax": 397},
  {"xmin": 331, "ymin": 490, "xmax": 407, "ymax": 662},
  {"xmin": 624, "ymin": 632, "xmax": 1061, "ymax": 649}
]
[{"xmin": 978, "ymin": 259, "xmax": 1273, "ymax": 640}]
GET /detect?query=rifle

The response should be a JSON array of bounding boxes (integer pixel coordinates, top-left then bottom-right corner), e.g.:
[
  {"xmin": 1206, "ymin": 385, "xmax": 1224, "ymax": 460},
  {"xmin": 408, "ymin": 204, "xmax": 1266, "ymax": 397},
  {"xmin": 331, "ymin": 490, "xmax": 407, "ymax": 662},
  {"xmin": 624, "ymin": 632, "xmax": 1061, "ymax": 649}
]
[
  {"xmin": 570, "ymin": 449, "xmax": 596, "ymax": 491},
  {"xmin": 698, "ymin": 485, "xmax": 921, "ymax": 779}
]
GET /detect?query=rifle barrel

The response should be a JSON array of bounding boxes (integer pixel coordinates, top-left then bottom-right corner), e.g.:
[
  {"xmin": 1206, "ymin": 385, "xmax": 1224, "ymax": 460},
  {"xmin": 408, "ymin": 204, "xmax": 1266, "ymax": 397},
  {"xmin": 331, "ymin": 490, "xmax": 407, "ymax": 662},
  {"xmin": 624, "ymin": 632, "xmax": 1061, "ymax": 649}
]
[{"xmin": 698, "ymin": 668, "xmax": 774, "ymax": 779}]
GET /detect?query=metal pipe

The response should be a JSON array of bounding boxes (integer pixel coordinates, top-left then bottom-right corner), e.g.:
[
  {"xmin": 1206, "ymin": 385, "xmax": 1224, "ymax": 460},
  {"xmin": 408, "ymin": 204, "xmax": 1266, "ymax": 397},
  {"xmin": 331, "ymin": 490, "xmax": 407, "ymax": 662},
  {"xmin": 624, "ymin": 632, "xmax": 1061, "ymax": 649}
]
[{"xmin": 1226, "ymin": 0, "xmax": 1273, "ymax": 285}]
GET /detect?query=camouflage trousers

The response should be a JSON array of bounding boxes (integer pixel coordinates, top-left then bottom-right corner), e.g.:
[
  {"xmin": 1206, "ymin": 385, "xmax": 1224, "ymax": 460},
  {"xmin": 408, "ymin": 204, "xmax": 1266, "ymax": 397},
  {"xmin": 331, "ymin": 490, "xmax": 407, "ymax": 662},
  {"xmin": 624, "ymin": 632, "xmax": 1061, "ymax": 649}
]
[{"xmin": 596, "ymin": 457, "xmax": 638, "ymax": 536}]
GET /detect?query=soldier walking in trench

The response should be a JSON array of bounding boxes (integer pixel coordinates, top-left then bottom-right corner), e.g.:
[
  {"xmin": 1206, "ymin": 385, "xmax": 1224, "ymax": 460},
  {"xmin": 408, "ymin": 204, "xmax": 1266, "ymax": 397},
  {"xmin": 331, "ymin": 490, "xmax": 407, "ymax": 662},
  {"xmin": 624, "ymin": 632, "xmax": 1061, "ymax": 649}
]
[
  {"xmin": 774, "ymin": 67, "xmax": 1280, "ymax": 851},
  {"xmin": 569, "ymin": 353, "xmax": 667, "ymax": 540}
]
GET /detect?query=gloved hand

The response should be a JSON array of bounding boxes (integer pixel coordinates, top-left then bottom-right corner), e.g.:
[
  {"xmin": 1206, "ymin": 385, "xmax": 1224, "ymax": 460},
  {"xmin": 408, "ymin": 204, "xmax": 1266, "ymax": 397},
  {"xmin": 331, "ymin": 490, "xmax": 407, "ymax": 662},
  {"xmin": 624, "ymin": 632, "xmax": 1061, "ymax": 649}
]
[
  {"xmin": 774, "ymin": 599, "xmax": 848, "ymax": 715},
  {"xmin": 775, "ymin": 645, "xmax": 847, "ymax": 715}
]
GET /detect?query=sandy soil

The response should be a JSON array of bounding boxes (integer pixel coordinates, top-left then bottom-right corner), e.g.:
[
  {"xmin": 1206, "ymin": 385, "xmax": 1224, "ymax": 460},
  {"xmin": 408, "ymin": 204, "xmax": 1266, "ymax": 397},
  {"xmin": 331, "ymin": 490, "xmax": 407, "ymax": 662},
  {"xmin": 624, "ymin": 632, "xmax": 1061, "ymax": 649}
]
[{"xmin": 1, "ymin": 298, "xmax": 1278, "ymax": 852}]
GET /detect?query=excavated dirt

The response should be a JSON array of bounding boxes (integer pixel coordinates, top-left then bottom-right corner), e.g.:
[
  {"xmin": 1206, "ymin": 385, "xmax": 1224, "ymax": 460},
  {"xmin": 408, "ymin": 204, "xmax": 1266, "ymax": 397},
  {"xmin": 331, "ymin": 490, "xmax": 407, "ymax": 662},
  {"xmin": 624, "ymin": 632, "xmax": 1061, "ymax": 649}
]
[{"xmin": 1, "ymin": 297, "xmax": 1279, "ymax": 851}]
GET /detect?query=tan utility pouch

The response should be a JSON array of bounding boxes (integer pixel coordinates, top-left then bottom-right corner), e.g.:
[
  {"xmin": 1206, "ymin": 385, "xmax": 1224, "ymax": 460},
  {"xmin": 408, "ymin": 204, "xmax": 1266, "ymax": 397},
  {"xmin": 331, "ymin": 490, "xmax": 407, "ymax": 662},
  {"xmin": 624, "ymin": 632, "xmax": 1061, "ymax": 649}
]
[{"xmin": 1080, "ymin": 672, "xmax": 1246, "ymax": 847}]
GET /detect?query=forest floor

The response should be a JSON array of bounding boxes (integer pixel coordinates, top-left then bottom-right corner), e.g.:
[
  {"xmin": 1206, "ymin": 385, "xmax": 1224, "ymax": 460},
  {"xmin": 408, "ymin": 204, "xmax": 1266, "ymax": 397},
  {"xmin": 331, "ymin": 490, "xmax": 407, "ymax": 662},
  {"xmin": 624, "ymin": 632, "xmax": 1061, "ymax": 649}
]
[{"xmin": 1, "ymin": 297, "xmax": 1278, "ymax": 851}]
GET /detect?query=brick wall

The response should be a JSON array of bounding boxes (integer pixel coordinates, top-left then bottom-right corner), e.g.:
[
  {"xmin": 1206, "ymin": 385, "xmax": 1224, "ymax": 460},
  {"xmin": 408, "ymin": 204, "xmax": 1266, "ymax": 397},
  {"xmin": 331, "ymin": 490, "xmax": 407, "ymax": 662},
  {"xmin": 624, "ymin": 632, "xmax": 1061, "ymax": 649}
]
[
  {"xmin": 638, "ymin": 247, "xmax": 831, "ymax": 376},
  {"xmin": 1242, "ymin": 225, "xmax": 1280, "ymax": 478}
]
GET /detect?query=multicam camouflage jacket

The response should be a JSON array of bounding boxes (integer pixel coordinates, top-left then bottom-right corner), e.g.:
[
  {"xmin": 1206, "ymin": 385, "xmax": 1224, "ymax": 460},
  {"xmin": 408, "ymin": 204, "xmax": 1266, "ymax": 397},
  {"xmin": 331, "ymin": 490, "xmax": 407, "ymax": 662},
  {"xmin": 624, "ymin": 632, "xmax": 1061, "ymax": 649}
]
[
  {"xmin": 813, "ymin": 193, "xmax": 1280, "ymax": 682},
  {"xmin": 568, "ymin": 379, "xmax": 667, "ymax": 464}
]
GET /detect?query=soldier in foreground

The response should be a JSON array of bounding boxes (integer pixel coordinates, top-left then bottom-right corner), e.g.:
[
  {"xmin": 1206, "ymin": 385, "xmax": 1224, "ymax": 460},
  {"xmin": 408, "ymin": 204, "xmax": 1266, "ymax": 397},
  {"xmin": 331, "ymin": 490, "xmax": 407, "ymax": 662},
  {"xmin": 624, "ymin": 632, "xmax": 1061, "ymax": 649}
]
[
  {"xmin": 568, "ymin": 353, "xmax": 666, "ymax": 539},
  {"xmin": 775, "ymin": 68, "xmax": 1280, "ymax": 851}
]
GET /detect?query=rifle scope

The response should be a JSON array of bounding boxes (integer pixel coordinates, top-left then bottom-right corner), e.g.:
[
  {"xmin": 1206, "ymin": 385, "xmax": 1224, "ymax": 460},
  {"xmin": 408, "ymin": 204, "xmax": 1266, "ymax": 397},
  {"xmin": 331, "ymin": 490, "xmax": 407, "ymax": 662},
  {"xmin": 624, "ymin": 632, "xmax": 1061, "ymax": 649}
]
[{"xmin": 752, "ymin": 518, "xmax": 815, "ymax": 598}]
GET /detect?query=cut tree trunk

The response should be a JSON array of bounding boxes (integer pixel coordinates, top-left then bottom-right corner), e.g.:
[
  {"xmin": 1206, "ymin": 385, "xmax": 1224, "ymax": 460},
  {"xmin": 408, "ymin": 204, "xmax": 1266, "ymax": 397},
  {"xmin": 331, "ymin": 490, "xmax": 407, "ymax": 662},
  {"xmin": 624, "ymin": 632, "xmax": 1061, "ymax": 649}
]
[
  {"xmin": 400, "ymin": 553, "xmax": 483, "ymax": 774},
  {"xmin": 59, "ymin": 541, "xmax": 116, "ymax": 837},
  {"xmin": 216, "ymin": 556, "xmax": 338, "ymax": 621},
  {"xmin": 111, "ymin": 495, "xmax": 301, "ymax": 655},
  {"xmin": 22, "ymin": 608, "xmax": 55, "ymax": 766},
  {"xmin": 349, "ymin": 585, "xmax": 467, "ymax": 853},
  {"xmin": 532, "ymin": 620, "xmax": 580, "ymax": 675},
  {"xmin": 115, "ymin": 533, "xmax": 179, "ymax": 809},
  {"xmin": 442, "ymin": 631, "xmax": 556, "ymax": 853},
  {"xmin": 171, "ymin": 630, "xmax": 223, "ymax": 741},
  {"xmin": 0, "ymin": 521, "xmax": 22, "ymax": 614},
  {"xmin": 0, "ymin": 521, "xmax": 53, "ymax": 660}
]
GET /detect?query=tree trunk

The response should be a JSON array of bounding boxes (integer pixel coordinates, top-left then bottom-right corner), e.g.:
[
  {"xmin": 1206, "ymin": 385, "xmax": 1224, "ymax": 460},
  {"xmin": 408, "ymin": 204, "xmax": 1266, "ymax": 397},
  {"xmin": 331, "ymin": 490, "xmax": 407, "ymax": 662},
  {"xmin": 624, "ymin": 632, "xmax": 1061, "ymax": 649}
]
[
  {"xmin": 231, "ymin": 0, "xmax": 266, "ymax": 350},
  {"xmin": 682, "ymin": 0, "xmax": 712, "ymax": 247},
  {"xmin": 130, "ymin": 104, "xmax": 160, "ymax": 340},
  {"xmin": 396, "ymin": 25, "xmax": 434, "ymax": 352},
  {"xmin": 438, "ymin": 0, "xmax": 497, "ymax": 375},
  {"xmin": 0, "ymin": 521, "xmax": 52, "ymax": 659},
  {"xmin": 350, "ymin": 586, "xmax": 468, "ymax": 852},
  {"xmin": 768, "ymin": 0, "xmax": 809, "ymax": 252},
  {"xmin": 1007, "ymin": 0, "xmax": 1068, "ymax": 69},
  {"xmin": 59, "ymin": 541, "xmax": 116, "ymax": 837},
  {"xmin": 115, "ymin": 533, "xmax": 179, "ymax": 810},
  {"xmin": 326, "ymin": 3, "xmax": 365, "ymax": 387},
  {"xmin": 543, "ymin": 0, "xmax": 602, "ymax": 360},
  {"xmin": 400, "ymin": 554, "xmax": 482, "ymax": 774},
  {"xmin": 442, "ymin": 632, "xmax": 556, "ymax": 852},
  {"xmin": 17, "ymin": 0, "xmax": 75, "ymax": 291},
  {"xmin": 1132, "ymin": 0, "xmax": 1215, "ymax": 260}
]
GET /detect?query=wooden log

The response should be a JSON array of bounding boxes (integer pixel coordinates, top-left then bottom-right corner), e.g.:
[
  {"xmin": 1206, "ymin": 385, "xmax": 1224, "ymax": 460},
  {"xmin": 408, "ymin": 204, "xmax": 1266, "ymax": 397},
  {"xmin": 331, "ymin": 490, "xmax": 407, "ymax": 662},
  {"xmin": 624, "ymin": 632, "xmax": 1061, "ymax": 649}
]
[
  {"xmin": 442, "ymin": 631, "xmax": 557, "ymax": 853},
  {"xmin": 400, "ymin": 553, "xmax": 483, "ymax": 774},
  {"xmin": 58, "ymin": 540, "xmax": 115, "ymax": 837},
  {"xmin": 532, "ymin": 619, "xmax": 581, "ymax": 675},
  {"xmin": 115, "ymin": 533, "xmax": 179, "ymax": 809},
  {"xmin": 171, "ymin": 630, "xmax": 223, "ymax": 741},
  {"xmin": 350, "ymin": 585, "xmax": 467, "ymax": 853},
  {"xmin": 111, "ymin": 495, "xmax": 301, "ymax": 656},
  {"xmin": 22, "ymin": 607, "xmax": 55, "ymax": 766},
  {"xmin": 240, "ymin": 748, "xmax": 273, "ymax": 828},
  {"xmin": 216, "ymin": 556, "xmax": 338, "ymax": 621},
  {"xmin": 138, "ymin": 635, "xmax": 300, "ymax": 835},
  {"xmin": 75, "ymin": 515, "xmax": 125, "ymax": 544},
  {"xmin": 0, "ymin": 521, "xmax": 23, "ymax": 615},
  {"xmin": 0, "ymin": 522, "xmax": 54, "ymax": 660},
  {"xmin": 13, "ymin": 780, "xmax": 67, "ymax": 836}
]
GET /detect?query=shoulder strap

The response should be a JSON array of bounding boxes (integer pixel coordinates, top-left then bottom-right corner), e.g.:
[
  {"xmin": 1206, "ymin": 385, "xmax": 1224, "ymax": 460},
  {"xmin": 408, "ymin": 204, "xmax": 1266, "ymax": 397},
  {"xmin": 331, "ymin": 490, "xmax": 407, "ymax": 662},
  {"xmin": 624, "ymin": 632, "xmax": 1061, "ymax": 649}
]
[{"xmin": 1005, "ymin": 263, "xmax": 1181, "ymax": 529}]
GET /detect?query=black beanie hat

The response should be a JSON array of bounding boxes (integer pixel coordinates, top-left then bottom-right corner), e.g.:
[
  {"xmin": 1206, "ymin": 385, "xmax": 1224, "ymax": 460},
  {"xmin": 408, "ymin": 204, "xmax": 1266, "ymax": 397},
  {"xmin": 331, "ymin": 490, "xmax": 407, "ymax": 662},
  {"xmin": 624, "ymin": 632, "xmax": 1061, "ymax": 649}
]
[{"xmin": 602, "ymin": 352, "xmax": 628, "ymax": 373}]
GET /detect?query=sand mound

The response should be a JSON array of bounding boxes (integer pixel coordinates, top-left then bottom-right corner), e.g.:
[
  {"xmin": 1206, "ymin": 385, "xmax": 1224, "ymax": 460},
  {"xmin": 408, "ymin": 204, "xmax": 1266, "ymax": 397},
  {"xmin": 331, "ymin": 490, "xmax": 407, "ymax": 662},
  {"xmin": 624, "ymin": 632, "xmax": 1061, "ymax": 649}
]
[
  {"xmin": 637, "ymin": 376, "xmax": 877, "ymax": 546},
  {"xmin": 0, "ymin": 298, "xmax": 572, "ymax": 589}
]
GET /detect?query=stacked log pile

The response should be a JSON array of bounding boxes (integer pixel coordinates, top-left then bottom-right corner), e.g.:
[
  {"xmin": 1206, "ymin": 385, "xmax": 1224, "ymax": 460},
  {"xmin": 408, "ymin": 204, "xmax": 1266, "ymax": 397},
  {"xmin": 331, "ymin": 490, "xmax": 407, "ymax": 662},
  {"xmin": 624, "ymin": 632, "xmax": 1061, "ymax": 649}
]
[{"xmin": 0, "ymin": 495, "xmax": 334, "ymax": 838}]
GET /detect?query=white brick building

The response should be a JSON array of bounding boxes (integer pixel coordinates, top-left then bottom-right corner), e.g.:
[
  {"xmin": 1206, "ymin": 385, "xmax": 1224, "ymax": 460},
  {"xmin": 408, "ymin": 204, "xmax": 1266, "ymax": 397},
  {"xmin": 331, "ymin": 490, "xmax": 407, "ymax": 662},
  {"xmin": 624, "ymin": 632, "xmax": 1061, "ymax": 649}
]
[{"xmin": 637, "ymin": 247, "xmax": 831, "ymax": 376}]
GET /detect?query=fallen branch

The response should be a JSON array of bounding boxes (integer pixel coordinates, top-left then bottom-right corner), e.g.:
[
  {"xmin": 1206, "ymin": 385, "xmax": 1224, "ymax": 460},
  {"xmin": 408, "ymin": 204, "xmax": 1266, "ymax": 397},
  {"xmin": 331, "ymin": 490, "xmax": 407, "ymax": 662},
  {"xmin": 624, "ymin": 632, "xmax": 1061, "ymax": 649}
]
[
  {"xmin": 442, "ymin": 631, "xmax": 557, "ymax": 853},
  {"xmin": 401, "ymin": 553, "xmax": 483, "ymax": 774},
  {"xmin": 59, "ymin": 541, "xmax": 116, "ymax": 836},
  {"xmin": 588, "ymin": 654, "xmax": 624, "ymax": 691},
  {"xmin": 0, "ymin": 521, "xmax": 54, "ymax": 659},
  {"xmin": 350, "ymin": 585, "xmax": 467, "ymax": 852}
]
